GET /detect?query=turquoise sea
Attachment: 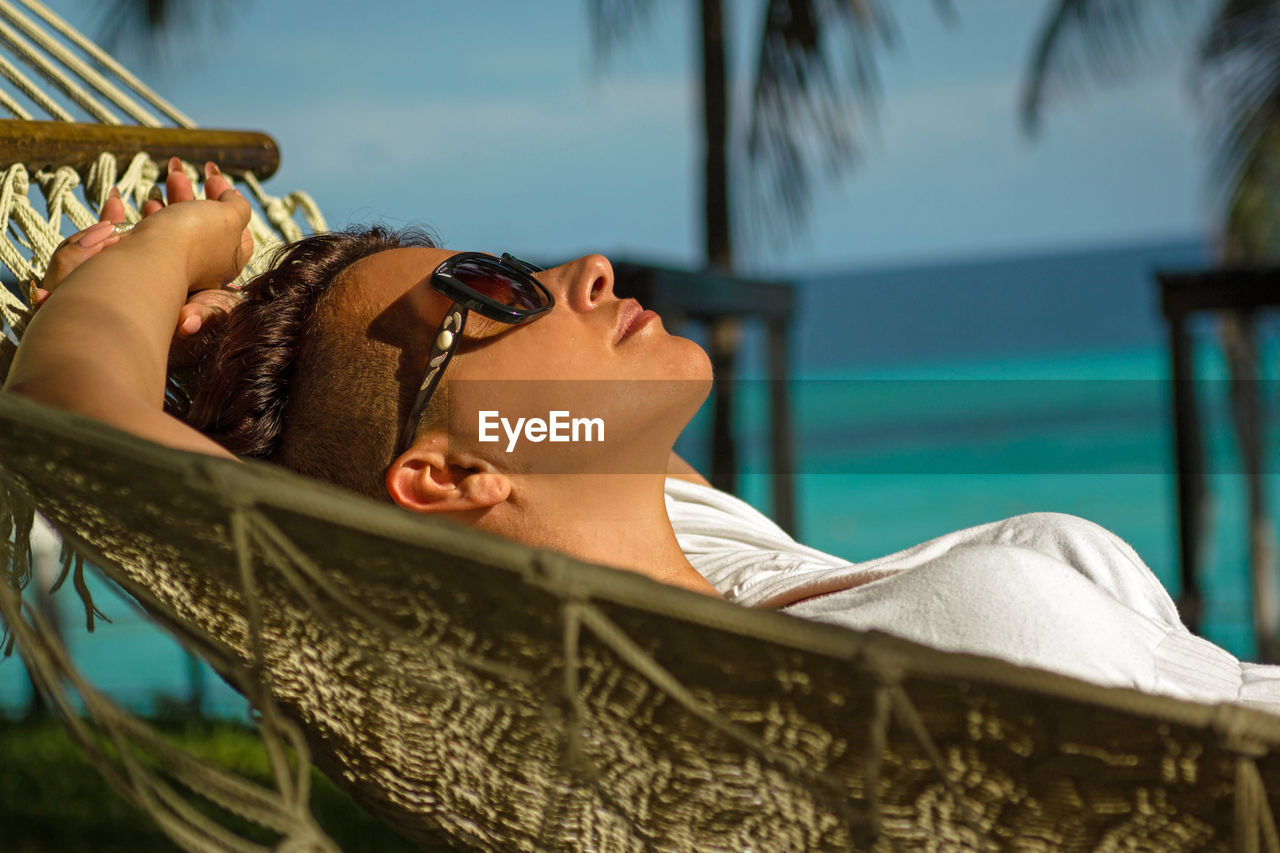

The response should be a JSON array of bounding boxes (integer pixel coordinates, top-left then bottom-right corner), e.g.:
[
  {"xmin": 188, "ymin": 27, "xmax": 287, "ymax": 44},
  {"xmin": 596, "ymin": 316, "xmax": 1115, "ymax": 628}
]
[{"xmin": 6, "ymin": 233, "xmax": 1279, "ymax": 718}]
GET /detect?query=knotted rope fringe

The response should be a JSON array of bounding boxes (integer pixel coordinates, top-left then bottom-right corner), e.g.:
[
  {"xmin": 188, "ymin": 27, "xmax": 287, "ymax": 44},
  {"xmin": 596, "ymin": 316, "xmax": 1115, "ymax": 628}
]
[
  {"xmin": 0, "ymin": 491, "xmax": 339, "ymax": 852},
  {"xmin": 1211, "ymin": 703, "xmax": 1280, "ymax": 852},
  {"xmin": 0, "ymin": 152, "xmax": 326, "ymax": 290}
]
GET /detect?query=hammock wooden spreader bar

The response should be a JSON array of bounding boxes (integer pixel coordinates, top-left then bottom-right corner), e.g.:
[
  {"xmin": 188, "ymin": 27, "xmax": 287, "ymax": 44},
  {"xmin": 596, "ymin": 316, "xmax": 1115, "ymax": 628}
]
[{"xmin": 0, "ymin": 120, "xmax": 280, "ymax": 178}]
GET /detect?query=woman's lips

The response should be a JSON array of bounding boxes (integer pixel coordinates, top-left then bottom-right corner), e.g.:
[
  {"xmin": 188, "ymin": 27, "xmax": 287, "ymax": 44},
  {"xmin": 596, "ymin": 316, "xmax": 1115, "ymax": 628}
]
[
  {"xmin": 615, "ymin": 299, "xmax": 659, "ymax": 343},
  {"xmin": 618, "ymin": 307, "xmax": 658, "ymax": 343}
]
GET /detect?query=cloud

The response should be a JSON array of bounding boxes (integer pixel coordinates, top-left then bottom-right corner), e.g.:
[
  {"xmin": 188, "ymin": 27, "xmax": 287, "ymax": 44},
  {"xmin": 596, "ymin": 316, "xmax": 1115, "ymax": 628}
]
[
  {"xmin": 880, "ymin": 76, "xmax": 1019, "ymax": 154},
  {"xmin": 256, "ymin": 76, "xmax": 692, "ymax": 179},
  {"xmin": 868, "ymin": 70, "xmax": 1194, "ymax": 162}
]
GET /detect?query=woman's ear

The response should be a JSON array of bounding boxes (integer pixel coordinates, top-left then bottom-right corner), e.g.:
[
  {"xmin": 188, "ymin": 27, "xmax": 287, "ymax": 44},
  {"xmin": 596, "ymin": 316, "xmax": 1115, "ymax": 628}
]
[{"xmin": 385, "ymin": 435, "xmax": 511, "ymax": 515}]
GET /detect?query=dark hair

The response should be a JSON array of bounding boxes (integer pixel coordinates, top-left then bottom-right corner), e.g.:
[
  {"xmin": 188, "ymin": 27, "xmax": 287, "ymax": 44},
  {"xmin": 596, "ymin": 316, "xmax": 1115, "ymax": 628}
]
[{"xmin": 182, "ymin": 224, "xmax": 439, "ymax": 501}]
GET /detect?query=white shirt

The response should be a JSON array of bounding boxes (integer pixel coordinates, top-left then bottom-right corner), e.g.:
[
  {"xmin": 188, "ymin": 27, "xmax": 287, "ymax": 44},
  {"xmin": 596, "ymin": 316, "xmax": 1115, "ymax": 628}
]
[{"xmin": 664, "ymin": 477, "xmax": 1280, "ymax": 710}]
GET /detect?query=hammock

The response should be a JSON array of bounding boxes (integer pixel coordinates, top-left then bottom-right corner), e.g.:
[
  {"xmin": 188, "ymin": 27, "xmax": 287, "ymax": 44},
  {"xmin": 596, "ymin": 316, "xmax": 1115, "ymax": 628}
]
[{"xmin": 2, "ymin": 2, "xmax": 1280, "ymax": 850}]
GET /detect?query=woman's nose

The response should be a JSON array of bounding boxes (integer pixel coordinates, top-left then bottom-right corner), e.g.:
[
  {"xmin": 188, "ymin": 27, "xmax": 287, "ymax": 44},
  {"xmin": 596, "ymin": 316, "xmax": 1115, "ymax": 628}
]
[{"xmin": 547, "ymin": 254, "xmax": 615, "ymax": 312}]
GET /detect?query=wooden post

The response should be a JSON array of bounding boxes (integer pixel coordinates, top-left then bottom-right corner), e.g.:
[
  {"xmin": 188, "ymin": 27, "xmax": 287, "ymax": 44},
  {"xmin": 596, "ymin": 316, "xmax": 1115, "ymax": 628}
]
[
  {"xmin": 1168, "ymin": 312, "xmax": 1207, "ymax": 633},
  {"xmin": 1223, "ymin": 312, "xmax": 1278, "ymax": 660},
  {"xmin": 709, "ymin": 319, "xmax": 739, "ymax": 495},
  {"xmin": 698, "ymin": 0, "xmax": 731, "ymax": 272},
  {"xmin": 768, "ymin": 318, "xmax": 796, "ymax": 535}
]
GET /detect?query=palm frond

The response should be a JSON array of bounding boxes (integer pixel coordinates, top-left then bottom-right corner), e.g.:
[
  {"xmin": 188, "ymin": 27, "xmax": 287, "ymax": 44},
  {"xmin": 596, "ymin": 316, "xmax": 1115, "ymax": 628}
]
[
  {"xmin": 585, "ymin": 0, "xmax": 661, "ymax": 66},
  {"xmin": 1198, "ymin": 3, "xmax": 1280, "ymax": 251},
  {"xmin": 1020, "ymin": 0, "xmax": 1204, "ymax": 135},
  {"xmin": 743, "ymin": 0, "xmax": 910, "ymax": 246},
  {"xmin": 93, "ymin": 0, "xmax": 238, "ymax": 66},
  {"xmin": 1201, "ymin": 0, "xmax": 1279, "ymax": 57},
  {"xmin": 1220, "ymin": 118, "xmax": 1280, "ymax": 262},
  {"xmin": 1198, "ymin": 0, "xmax": 1280, "ymax": 80}
]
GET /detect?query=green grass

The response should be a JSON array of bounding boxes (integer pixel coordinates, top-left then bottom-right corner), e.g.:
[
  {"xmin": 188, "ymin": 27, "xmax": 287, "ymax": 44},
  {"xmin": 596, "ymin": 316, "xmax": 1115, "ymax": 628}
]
[{"xmin": 0, "ymin": 708, "xmax": 422, "ymax": 852}]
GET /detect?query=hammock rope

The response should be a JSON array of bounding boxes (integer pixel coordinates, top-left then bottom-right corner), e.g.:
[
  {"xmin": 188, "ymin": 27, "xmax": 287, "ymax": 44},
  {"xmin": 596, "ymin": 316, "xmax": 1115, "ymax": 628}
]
[
  {"xmin": 2, "ymin": 0, "xmax": 194, "ymax": 125},
  {"xmin": 0, "ymin": 12, "xmax": 123, "ymax": 124},
  {"xmin": 4, "ymin": 1, "xmax": 1280, "ymax": 851},
  {"xmin": 0, "ymin": 522, "xmax": 336, "ymax": 852},
  {"xmin": 0, "ymin": 0, "xmax": 165, "ymax": 126}
]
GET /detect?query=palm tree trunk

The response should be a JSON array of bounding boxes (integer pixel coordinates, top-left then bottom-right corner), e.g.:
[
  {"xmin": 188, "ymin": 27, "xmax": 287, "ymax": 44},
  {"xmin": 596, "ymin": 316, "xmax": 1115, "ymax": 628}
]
[
  {"xmin": 700, "ymin": 0, "xmax": 732, "ymax": 271},
  {"xmin": 699, "ymin": 0, "xmax": 740, "ymax": 493},
  {"xmin": 1222, "ymin": 312, "xmax": 1279, "ymax": 661}
]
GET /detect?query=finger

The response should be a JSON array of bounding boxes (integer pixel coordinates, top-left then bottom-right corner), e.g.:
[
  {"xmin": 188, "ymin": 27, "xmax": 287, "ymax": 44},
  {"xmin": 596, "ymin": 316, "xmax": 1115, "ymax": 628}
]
[
  {"xmin": 189, "ymin": 289, "xmax": 242, "ymax": 311},
  {"xmin": 99, "ymin": 186, "xmax": 126, "ymax": 224},
  {"xmin": 214, "ymin": 184, "xmax": 252, "ymax": 233},
  {"xmin": 203, "ymin": 161, "xmax": 234, "ymax": 200},
  {"xmin": 141, "ymin": 184, "xmax": 164, "ymax": 217},
  {"xmin": 41, "ymin": 225, "xmax": 121, "ymax": 294},
  {"xmin": 177, "ymin": 304, "xmax": 203, "ymax": 335},
  {"xmin": 166, "ymin": 156, "xmax": 195, "ymax": 204},
  {"xmin": 177, "ymin": 289, "xmax": 241, "ymax": 335},
  {"xmin": 65, "ymin": 220, "xmax": 115, "ymax": 249},
  {"xmin": 238, "ymin": 228, "xmax": 255, "ymax": 274},
  {"xmin": 176, "ymin": 300, "xmax": 227, "ymax": 335},
  {"xmin": 210, "ymin": 180, "xmax": 255, "ymax": 268},
  {"xmin": 33, "ymin": 287, "xmax": 48, "ymax": 306}
]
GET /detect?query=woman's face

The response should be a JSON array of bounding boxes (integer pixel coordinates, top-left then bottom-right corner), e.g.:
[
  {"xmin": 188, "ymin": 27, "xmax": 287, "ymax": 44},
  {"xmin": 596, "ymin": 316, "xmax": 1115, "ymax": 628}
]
[{"xmin": 349, "ymin": 248, "xmax": 713, "ymax": 470}]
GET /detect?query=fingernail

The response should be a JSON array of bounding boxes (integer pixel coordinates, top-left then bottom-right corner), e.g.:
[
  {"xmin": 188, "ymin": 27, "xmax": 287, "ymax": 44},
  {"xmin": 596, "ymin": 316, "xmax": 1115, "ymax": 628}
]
[
  {"xmin": 34, "ymin": 288, "xmax": 48, "ymax": 305},
  {"xmin": 77, "ymin": 221, "xmax": 115, "ymax": 247},
  {"xmin": 169, "ymin": 156, "xmax": 182, "ymax": 172},
  {"xmin": 108, "ymin": 186, "xmax": 120, "ymax": 199},
  {"xmin": 206, "ymin": 161, "xmax": 221, "ymax": 177},
  {"xmin": 148, "ymin": 185, "xmax": 164, "ymax": 203}
]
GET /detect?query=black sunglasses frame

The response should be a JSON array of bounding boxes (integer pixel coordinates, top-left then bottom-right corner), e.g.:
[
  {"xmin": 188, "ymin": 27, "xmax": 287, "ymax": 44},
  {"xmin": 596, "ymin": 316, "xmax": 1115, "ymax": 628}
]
[{"xmin": 393, "ymin": 253, "xmax": 553, "ymax": 460}]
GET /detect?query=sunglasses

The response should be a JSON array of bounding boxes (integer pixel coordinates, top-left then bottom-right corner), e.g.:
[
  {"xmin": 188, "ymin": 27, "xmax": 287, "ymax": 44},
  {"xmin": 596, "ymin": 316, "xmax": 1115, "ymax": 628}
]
[{"xmin": 393, "ymin": 252, "xmax": 554, "ymax": 459}]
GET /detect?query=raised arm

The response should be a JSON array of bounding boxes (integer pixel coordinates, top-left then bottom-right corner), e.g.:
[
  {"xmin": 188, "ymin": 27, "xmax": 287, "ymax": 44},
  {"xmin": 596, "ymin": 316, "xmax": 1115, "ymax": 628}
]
[{"xmin": 3, "ymin": 161, "xmax": 251, "ymax": 459}]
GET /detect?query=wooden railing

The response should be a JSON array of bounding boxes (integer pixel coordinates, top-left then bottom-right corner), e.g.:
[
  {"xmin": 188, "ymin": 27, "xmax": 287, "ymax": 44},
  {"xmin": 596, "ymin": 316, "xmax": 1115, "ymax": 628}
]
[{"xmin": 1158, "ymin": 268, "xmax": 1279, "ymax": 659}]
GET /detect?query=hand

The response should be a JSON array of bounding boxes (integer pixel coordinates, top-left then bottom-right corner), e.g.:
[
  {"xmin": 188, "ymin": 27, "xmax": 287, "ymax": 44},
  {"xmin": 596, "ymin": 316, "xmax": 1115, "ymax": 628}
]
[
  {"xmin": 141, "ymin": 158, "xmax": 254, "ymax": 357},
  {"xmin": 35, "ymin": 157, "xmax": 253, "ymax": 368},
  {"xmin": 133, "ymin": 157, "xmax": 255, "ymax": 295},
  {"xmin": 32, "ymin": 198, "xmax": 125, "ymax": 306}
]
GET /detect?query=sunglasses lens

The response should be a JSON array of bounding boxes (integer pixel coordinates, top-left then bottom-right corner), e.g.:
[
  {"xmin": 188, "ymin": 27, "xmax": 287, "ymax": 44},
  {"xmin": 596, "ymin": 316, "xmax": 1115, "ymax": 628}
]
[{"xmin": 453, "ymin": 259, "xmax": 547, "ymax": 311}]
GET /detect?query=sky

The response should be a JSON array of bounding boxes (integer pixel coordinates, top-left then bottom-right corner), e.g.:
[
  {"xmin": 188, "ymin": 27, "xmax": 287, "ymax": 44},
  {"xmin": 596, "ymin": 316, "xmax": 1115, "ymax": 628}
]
[{"xmin": 45, "ymin": 0, "xmax": 1211, "ymax": 278}]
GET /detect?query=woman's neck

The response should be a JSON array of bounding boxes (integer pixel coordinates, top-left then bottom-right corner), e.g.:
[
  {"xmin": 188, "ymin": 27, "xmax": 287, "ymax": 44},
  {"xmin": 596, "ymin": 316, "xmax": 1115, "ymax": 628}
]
[{"xmin": 494, "ymin": 472, "xmax": 722, "ymax": 598}]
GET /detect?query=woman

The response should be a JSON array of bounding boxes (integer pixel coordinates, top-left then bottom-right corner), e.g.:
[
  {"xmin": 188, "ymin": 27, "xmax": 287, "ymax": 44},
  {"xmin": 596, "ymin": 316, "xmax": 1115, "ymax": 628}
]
[{"xmin": 8, "ymin": 160, "xmax": 1280, "ymax": 709}]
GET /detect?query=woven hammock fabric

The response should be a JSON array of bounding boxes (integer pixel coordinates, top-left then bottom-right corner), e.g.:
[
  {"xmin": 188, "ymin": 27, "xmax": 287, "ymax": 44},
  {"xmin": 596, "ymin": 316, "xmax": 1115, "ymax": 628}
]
[{"xmin": 4, "ymin": 392, "xmax": 1280, "ymax": 851}]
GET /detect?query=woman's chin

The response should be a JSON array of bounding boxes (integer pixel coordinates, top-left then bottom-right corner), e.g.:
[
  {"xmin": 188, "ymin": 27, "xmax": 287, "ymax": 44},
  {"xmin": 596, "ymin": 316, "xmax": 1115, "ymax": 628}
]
[
  {"xmin": 667, "ymin": 339, "xmax": 714, "ymax": 421},
  {"xmin": 673, "ymin": 336, "xmax": 714, "ymax": 384}
]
